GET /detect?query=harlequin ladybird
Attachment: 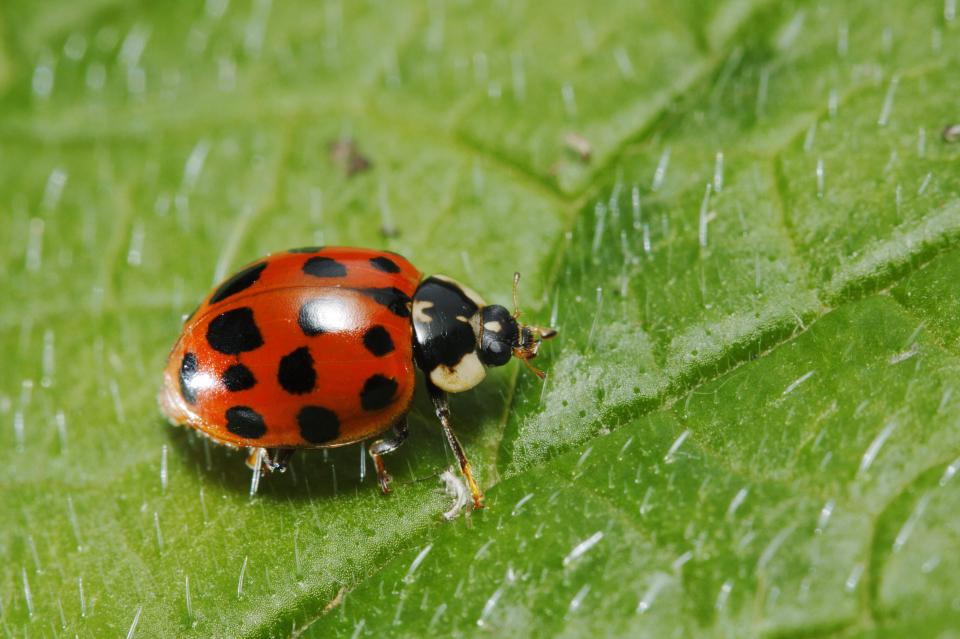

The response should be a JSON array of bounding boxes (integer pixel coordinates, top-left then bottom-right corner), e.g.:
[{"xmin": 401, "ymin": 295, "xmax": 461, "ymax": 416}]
[{"xmin": 160, "ymin": 247, "xmax": 555, "ymax": 509}]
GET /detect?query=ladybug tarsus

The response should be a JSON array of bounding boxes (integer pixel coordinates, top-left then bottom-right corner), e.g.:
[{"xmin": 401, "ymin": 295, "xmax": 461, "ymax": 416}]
[
  {"xmin": 368, "ymin": 417, "xmax": 409, "ymax": 494},
  {"xmin": 372, "ymin": 456, "xmax": 393, "ymax": 494}
]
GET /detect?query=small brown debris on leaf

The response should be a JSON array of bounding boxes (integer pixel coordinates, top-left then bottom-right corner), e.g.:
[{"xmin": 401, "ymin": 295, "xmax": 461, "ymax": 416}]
[
  {"xmin": 563, "ymin": 132, "xmax": 592, "ymax": 162},
  {"xmin": 328, "ymin": 138, "xmax": 372, "ymax": 176},
  {"xmin": 943, "ymin": 124, "xmax": 960, "ymax": 143},
  {"xmin": 321, "ymin": 586, "xmax": 347, "ymax": 614}
]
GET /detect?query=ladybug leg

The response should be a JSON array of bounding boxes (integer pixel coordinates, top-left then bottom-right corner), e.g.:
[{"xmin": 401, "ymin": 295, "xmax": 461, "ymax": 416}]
[
  {"xmin": 245, "ymin": 448, "xmax": 263, "ymax": 471},
  {"xmin": 426, "ymin": 380, "xmax": 485, "ymax": 510},
  {"xmin": 245, "ymin": 448, "xmax": 295, "ymax": 473},
  {"xmin": 369, "ymin": 417, "xmax": 409, "ymax": 494},
  {"xmin": 265, "ymin": 448, "xmax": 295, "ymax": 473}
]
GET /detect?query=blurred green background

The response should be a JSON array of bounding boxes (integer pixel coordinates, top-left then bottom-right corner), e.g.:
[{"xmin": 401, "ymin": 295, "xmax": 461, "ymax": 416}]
[{"xmin": 2, "ymin": 1, "xmax": 960, "ymax": 637}]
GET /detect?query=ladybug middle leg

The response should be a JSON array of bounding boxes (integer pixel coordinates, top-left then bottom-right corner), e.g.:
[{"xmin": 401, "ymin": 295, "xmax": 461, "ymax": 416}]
[{"xmin": 368, "ymin": 417, "xmax": 409, "ymax": 494}]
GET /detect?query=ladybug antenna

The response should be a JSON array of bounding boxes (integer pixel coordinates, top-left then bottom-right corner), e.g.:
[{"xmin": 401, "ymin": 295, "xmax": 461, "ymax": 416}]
[{"xmin": 512, "ymin": 271, "xmax": 522, "ymax": 318}]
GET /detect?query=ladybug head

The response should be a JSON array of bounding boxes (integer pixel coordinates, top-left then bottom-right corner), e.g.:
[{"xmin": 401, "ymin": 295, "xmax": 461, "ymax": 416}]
[
  {"xmin": 478, "ymin": 273, "xmax": 557, "ymax": 379},
  {"xmin": 412, "ymin": 273, "xmax": 556, "ymax": 393}
]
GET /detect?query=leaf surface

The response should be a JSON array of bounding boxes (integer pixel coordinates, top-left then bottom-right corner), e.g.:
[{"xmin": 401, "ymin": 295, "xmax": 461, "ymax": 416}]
[{"xmin": 1, "ymin": 1, "xmax": 958, "ymax": 638}]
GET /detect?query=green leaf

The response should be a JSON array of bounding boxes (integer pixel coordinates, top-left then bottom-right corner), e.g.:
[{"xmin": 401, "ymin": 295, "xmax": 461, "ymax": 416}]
[{"xmin": 2, "ymin": 1, "xmax": 959, "ymax": 638}]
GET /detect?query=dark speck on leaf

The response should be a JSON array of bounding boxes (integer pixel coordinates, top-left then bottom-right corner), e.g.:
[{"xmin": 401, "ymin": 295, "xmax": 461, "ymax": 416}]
[{"xmin": 329, "ymin": 138, "xmax": 372, "ymax": 177}]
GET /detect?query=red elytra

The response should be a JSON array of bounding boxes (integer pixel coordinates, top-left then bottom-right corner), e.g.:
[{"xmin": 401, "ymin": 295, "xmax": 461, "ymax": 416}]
[{"xmin": 161, "ymin": 247, "xmax": 420, "ymax": 449}]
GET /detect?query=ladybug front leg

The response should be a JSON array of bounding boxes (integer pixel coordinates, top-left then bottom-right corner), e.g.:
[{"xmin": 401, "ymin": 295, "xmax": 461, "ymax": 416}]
[
  {"xmin": 426, "ymin": 380, "xmax": 485, "ymax": 510},
  {"xmin": 368, "ymin": 417, "xmax": 409, "ymax": 494}
]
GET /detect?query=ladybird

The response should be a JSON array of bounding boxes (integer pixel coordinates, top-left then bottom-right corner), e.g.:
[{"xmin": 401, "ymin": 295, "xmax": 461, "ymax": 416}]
[{"xmin": 159, "ymin": 246, "xmax": 555, "ymax": 509}]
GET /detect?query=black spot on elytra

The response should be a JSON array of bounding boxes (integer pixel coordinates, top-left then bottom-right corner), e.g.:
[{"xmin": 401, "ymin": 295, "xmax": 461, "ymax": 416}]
[
  {"xmin": 363, "ymin": 325, "xmax": 395, "ymax": 357},
  {"xmin": 369, "ymin": 256, "xmax": 401, "ymax": 273},
  {"xmin": 298, "ymin": 299, "xmax": 328, "ymax": 336},
  {"xmin": 179, "ymin": 352, "xmax": 199, "ymax": 404},
  {"xmin": 222, "ymin": 363, "xmax": 256, "ymax": 392},
  {"xmin": 210, "ymin": 262, "xmax": 267, "ymax": 304},
  {"xmin": 278, "ymin": 346, "xmax": 316, "ymax": 394},
  {"xmin": 303, "ymin": 256, "xmax": 347, "ymax": 278},
  {"xmin": 357, "ymin": 287, "xmax": 411, "ymax": 318},
  {"xmin": 360, "ymin": 374, "xmax": 398, "ymax": 410},
  {"xmin": 206, "ymin": 307, "xmax": 264, "ymax": 355},
  {"xmin": 297, "ymin": 406, "xmax": 340, "ymax": 444},
  {"xmin": 225, "ymin": 406, "xmax": 267, "ymax": 439},
  {"xmin": 288, "ymin": 246, "xmax": 325, "ymax": 254}
]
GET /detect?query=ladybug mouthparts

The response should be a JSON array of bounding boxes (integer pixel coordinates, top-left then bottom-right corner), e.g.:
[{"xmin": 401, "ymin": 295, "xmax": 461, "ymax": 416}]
[{"xmin": 508, "ymin": 271, "xmax": 557, "ymax": 379}]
